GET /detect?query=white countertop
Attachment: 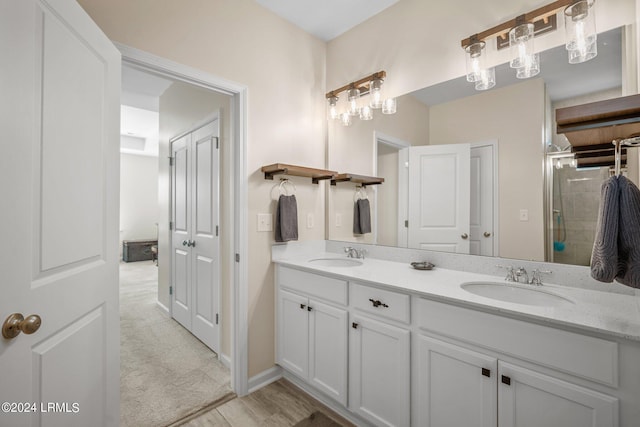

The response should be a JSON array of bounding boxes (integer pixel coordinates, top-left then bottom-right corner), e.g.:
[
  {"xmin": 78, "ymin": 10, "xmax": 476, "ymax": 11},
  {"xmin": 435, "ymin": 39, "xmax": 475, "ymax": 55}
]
[{"xmin": 273, "ymin": 251, "xmax": 640, "ymax": 342}]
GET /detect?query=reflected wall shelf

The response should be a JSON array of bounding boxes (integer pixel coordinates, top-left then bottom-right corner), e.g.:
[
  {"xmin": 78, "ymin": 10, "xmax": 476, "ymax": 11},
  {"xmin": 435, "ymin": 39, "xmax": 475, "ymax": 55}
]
[
  {"xmin": 331, "ymin": 173, "xmax": 385, "ymax": 187},
  {"xmin": 261, "ymin": 163, "xmax": 337, "ymax": 184}
]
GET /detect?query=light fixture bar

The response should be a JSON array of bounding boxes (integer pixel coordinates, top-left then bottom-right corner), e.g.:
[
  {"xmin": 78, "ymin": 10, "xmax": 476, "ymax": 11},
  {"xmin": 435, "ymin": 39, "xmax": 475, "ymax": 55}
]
[
  {"xmin": 460, "ymin": 0, "xmax": 575, "ymax": 48},
  {"xmin": 326, "ymin": 71, "xmax": 386, "ymax": 99}
]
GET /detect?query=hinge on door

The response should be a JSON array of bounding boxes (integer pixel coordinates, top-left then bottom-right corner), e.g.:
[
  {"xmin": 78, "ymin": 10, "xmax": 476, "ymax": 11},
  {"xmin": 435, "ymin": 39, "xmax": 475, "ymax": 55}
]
[
  {"xmin": 216, "ymin": 225, "xmax": 219, "ymax": 236},
  {"xmin": 170, "ymin": 286, "xmax": 173, "ymax": 295},
  {"xmin": 235, "ymin": 253, "xmax": 240, "ymax": 263},
  {"xmin": 169, "ymin": 221, "xmax": 174, "ymax": 231},
  {"xmin": 216, "ymin": 313, "xmax": 219, "ymax": 325},
  {"xmin": 214, "ymin": 137, "xmax": 219, "ymax": 149},
  {"xmin": 405, "ymin": 220, "xmax": 408, "ymax": 228},
  {"xmin": 169, "ymin": 156, "xmax": 175, "ymax": 166}
]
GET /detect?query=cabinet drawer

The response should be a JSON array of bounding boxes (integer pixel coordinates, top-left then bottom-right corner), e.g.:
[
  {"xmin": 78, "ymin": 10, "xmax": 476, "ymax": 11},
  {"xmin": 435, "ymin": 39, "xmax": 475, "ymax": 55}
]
[
  {"xmin": 278, "ymin": 267, "xmax": 347, "ymax": 306},
  {"xmin": 417, "ymin": 298, "xmax": 618, "ymax": 387},
  {"xmin": 350, "ymin": 282, "xmax": 410, "ymax": 324}
]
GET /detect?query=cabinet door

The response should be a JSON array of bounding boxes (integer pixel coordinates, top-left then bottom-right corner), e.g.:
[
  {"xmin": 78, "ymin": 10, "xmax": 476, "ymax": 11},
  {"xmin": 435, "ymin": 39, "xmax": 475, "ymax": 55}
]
[
  {"xmin": 416, "ymin": 335, "xmax": 497, "ymax": 427},
  {"xmin": 278, "ymin": 290, "xmax": 309, "ymax": 379},
  {"xmin": 350, "ymin": 315, "xmax": 410, "ymax": 427},
  {"xmin": 309, "ymin": 300, "xmax": 348, "ymax": 405},
  {"xmin": 498, "ymin": 361, "xmax": 619, "ymax": 427}
]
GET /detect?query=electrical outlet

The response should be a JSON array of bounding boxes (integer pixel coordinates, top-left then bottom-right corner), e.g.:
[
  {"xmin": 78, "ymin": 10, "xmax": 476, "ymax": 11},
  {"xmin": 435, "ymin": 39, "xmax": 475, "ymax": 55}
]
[
  {"xmin": 519, "ymin": 209, "xmax": 529, "ymax": 221},
  {"xmin": 335, "ymin": 213, "xmax": 342, "ymax": 227},
  {"xmin": 257, "ymin": 213, "xmax": 272, "ymax": 231},
  {"xmin": 307, "ymin": 213, "xmax": 314, "ymax": 229}
]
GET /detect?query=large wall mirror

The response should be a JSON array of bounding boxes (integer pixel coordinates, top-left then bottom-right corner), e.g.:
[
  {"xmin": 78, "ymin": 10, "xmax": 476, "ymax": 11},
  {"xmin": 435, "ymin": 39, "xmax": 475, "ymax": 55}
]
[{"xmin": 327, "ymin": 26, "xmax": 634, "ymax": 266}]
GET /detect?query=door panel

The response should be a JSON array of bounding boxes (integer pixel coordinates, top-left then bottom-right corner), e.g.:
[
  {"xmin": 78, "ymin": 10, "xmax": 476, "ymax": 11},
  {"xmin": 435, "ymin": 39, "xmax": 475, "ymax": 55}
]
[
  {"xmin": 469, "ymin": 144, "xmax": 495, "ymax": 256},
  {"xmin": 1, "ymin": 1, "xmax": 120, "ymax": 426},
  {"xmin": 278, "ymin": 290, "xmax": 309, "ymax": 379},
  {"xmin": 408, "ymin": 144, "xmax": 470, "ymax": 253}
]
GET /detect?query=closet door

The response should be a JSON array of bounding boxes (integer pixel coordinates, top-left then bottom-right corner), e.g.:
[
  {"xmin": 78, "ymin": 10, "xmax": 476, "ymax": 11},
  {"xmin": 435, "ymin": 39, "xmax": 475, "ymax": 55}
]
[{"xmin": 170, "ymin": 119, "xmax": 220, "ymax": 353}]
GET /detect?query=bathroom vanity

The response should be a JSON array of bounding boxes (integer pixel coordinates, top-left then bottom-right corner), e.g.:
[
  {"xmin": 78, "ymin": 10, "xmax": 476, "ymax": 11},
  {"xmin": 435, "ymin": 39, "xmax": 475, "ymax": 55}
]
[{"xmin": 273, "ymin": 242, "xmax": 640, "ymax": 427}]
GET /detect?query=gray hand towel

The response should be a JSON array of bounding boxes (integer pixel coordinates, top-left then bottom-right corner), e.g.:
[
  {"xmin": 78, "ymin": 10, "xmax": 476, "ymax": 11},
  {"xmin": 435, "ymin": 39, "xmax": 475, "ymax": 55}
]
[
  {"xmin": 590, "ymin": 176, "xmax": 620, "ymax": 283},
  {"xmin": 353, "ymin": 199, "xmax": 371, "ymax": 235},
  {"xmin": 275, "ymin": 194, "xmax": 298, "ymax": 242},
  {"xmin": 615, "ymin": 176, "xmax": 640, "ymax": 288}
]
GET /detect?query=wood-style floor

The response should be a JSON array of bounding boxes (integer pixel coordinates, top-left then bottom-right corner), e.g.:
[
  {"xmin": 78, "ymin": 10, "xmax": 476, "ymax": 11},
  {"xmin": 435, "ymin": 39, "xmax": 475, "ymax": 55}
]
[{"xmin": 174, "ymin": 379, "xmax": 354, "ymax": 426}]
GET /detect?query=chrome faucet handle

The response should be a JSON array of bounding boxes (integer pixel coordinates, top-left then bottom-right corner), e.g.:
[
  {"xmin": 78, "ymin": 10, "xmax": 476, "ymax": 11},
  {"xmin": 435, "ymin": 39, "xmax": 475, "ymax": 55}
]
[
  {"xmin": 358, "ymin": 249, "xmax": 368, "ymax": 259},
  {"xmin": 496, "ymin": 265, "xmax": 516, "ymax": 282},
  {"xmin": 344, "ymin": 246, "xmax": 354, "ymax": 257},
  {"xmin": 515, "ymin": 267, "xmax": 529, "ymax": 284},
  {"xmin": 529, "ymin": 269, "xmax": 552, "ymax": 286}
]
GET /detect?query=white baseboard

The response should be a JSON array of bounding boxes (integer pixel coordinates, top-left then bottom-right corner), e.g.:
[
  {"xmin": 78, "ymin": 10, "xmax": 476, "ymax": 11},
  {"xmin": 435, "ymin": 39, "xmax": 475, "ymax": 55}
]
[
  {"xmin": 247, "ymin": 365, "xmax": 283, "ymax": 394},
  {"xmin": 219, "ymin": 352, "xmax": 232, "ymax": 369},
  {"xmin": 283, "ymin": 371, "xmax": 370, "ymax": 426},
  {"xmin": 156, "ymin": 300, "xmax": 170, "ymax": 315}
]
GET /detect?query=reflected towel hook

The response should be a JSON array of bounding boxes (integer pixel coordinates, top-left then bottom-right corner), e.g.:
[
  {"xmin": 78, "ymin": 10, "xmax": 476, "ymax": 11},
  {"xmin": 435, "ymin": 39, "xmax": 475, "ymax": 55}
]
[
  {"xmin": 271, "ymin": 178, "xmax": 296, "ymax": 200},
  {"xmin": 353, "ymin": 185, "xmax": 368, "ymax": 202}
]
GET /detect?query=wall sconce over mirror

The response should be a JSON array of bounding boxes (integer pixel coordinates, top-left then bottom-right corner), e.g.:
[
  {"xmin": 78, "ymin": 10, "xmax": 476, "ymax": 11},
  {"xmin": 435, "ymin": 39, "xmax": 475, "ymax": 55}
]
[
  {"xmin": 326, "ymin": 71, "xmax": 397, "ymax": 126},
  {"xmin": 461, "ymin": 0, "xmax": 597, "ymax": 91}
]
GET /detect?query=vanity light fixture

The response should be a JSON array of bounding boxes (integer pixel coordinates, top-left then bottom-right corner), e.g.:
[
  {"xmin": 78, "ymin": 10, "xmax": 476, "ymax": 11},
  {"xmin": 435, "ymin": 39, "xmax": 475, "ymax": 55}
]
[
  {"xmin": 461, "ymin": 0, "xmax": 597, "ymax": 91},
  {"xmin": 326, "ymin": 71, "xmax": 396, "ymax": 125}
]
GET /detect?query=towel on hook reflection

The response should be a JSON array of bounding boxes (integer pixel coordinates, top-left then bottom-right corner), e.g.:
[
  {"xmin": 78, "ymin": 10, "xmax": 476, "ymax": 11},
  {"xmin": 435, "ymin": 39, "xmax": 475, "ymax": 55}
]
[
  {"xmin": 591, "ymin": 175, "xmax": 640, "ymax": 288},
  {"xmin": 275, "ymin": 194, "xmax": 298, "ymax": 242},
  {"xmin": 353, "ymin": 199, "xmax": 372, "ymax": 235}
]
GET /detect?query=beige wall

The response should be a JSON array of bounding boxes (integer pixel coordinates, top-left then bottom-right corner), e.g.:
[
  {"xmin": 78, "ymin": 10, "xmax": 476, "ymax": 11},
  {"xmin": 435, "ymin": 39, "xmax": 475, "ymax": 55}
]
[
  {"xmin": 327, "ymin": 93, "xmax": 429, "ymax": 243},
  {"xmin": 78, "ymin": 0, "xmax": 328, "ymax": 377},
  {"xmin": 158, "ymin": 81, "xmax": 233, "ymax": 358},
  {"xmin": 430, "ymin": 79, "xmax": 546, "ymax": 261},
  {"xmin": 120, "ymin": 153, "xmax": 159, "ymax": 244}
]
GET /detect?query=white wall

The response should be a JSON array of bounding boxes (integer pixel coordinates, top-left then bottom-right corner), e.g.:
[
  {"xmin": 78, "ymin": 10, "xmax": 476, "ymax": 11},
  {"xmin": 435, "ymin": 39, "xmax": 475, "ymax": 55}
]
[
  {"xmin": 78, "ymin": 0, "xmax": 327, "ymax": 378},
  {"xmin": 120, "ymin": 153, "xmax": 159, "ymax": 245}
]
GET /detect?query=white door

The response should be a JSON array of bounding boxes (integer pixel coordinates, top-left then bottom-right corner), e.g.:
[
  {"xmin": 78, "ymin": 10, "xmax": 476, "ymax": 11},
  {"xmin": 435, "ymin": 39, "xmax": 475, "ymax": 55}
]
[
  {"xmin": 350, "ymin": 315, "xmax": 410, "ymax": 427},
  {"xmin": 278, "ymin": 290, "xmax": 309, "ymax": 379},
  {"xmin": 171, "ymin": 120, "xmax": 220, "ymax": 352},
  {"xmin": 1, "ymin": 1, "xmax": 120, "ymax": 426},
  {"xmin": 498, "ymin": 362, "xmax": 618, "ymax": 427},
  {"xmin": 408, "ymin": 144, "xmax": 471, "ymax": 253},
  {"xmin": 308, "ymin": 300, "xmax": 347, "ymax": 405},
  {"xmin": 416, "ymin": 335, "xmax": 497, "ymax": 427},
  {"xmin": 470, "ymin": 143, "xmax": 496, "ymax": 256}
]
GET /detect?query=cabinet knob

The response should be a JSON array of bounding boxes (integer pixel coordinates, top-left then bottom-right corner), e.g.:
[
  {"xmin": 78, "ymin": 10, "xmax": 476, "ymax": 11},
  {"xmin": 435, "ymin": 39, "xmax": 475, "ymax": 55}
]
[
  {"xmin": 501, "ymin": 375, "xmax": 511, "ymax": 386},
  {"xmin": 352, "ymin": 322, "xmax": 359, "ymax": 329},
  {"xmin": 307, "ymin": 306, "xmax": 312, "ymax": 312},
  {"xmin": 300, "ymin": 304, "xmax": 306, "ymax": 310}
]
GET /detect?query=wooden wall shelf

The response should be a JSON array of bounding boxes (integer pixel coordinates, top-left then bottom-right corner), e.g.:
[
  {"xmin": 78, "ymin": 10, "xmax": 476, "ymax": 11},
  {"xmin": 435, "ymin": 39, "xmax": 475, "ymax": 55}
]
[
  {"xmin": 261, "ymin": 163, "xmax": 336, "ymax": 184},
  {"xmin": 331, "ymin": 173, "xmax": 384, "ymax": 186}
]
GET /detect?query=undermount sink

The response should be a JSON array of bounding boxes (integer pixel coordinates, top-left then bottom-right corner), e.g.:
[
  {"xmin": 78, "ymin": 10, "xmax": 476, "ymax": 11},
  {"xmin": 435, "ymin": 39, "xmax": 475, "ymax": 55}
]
[
  {"xmin": 461, "ymin": 281, "xmax": 574, "ymax": 307},
  {"xmin": 308, "ymin": 257, "xmax": 363, "ymax": 267}
]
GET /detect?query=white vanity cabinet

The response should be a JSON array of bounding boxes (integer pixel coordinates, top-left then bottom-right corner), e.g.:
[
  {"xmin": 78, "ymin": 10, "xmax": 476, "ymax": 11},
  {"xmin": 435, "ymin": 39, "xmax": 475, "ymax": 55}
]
[
  {"xmin": 415, "ymin": 298, "xmax": 621, "ymax": 427},
  {"xmin": 277, "ymin": 267, "xmax": 348, "ymax": 405}
]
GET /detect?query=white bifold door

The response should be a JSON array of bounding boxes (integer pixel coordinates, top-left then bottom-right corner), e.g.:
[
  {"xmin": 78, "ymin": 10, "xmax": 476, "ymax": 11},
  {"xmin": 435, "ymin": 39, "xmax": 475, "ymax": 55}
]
[
  {"xmin": 1, "ymin": 1, "xmax": 121, "ymax": 426},
  {"xmin": 171, "ymin": 119, "xmax": 220, "ymax": 353}
]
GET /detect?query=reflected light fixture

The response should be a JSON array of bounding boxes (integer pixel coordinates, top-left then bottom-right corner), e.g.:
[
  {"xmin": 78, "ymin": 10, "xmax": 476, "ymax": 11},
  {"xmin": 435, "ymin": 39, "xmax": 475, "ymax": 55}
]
[
  {"xmin": 326, "ymin": 71, "xmax": 396, "ymax": 123},
  {"xmin": 460, "ymin": 0, "xmax": 598, "ymax": 91}
]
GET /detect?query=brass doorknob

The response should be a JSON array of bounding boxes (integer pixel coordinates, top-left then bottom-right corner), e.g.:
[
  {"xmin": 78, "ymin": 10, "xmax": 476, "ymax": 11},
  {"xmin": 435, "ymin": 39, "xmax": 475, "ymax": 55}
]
[
  {"xmin": 484, "ymin": 232, "xmax": 492, "ymax": 237},
  {"xmin": 2, "ymin": 313, "xmax": 42, "ymax": 339},
  {"xmin": 461, "ymin": 233, "xmax": 469, "ymax": 239}
]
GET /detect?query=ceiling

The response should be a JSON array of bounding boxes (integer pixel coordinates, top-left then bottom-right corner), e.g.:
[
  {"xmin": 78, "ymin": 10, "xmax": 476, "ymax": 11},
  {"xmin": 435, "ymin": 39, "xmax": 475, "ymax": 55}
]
[{"xmin": 254, "ymin": 0, "xmax": 400, "ymax": 41}]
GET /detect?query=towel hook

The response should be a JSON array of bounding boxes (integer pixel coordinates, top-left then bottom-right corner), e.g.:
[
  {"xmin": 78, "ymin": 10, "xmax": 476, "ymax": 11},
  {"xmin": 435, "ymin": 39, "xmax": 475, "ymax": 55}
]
[
  {"xmin": 613, "ymin": 139, "xmax": 622, "ymax": 176},
  {"xmin": 279, "ymin": 178, "xmax": 296, "ymax": 195},
  {"xmin": 353, "ymin": 185, "xmax": 368, "ymax": 202}
]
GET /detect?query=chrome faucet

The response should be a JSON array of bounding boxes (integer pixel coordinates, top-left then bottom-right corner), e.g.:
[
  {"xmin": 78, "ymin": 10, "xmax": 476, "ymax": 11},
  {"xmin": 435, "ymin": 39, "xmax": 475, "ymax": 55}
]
[
  {"xmin": 515, "ymin": 267, "xmax": 529, "ymax": 284},
  {"xmin": 344, "ymin": 246, "xmax": 367, "ymax": 259},
  {"xmin": 497, "ymin": 265, "xmax": 517, "ymax": 282},
  {"xmin": 529, "ymin": 268, "xmax": 552, "ymax": 286}
]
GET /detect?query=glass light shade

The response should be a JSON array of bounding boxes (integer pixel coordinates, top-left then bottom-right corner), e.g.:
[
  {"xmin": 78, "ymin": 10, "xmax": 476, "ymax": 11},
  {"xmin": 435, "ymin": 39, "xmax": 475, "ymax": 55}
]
[
  {"xmin": 474, "ymin": 67, "xmax": 496, "ymax": 91},
  {"xmin": 565, "ymin": 0, "xmax": 597, "ymax": 63},
  {"xmin": 382, "ymin": 98, "xmax": 397, "ymax": 114},
  {"xmin": 340, "ymin": 111, "xmax": 352, "ymax": 126},
  {"xmin": 347, "ymin": 88, "xmax": 360, "ymax": 116},
  {"xmin": 327, "ymin": 96, "xmax": 339, "ymax": 120},
  {"xmin": 359, "ymin": 105, "xmax": 373, "ymax": 120},
  {"xmin": 465, "ymin": 41, "xmax": 486, "ymax": 82},
  {"xmin": 369, "ymin": 77, "xmax": 384, "ymax": 109},
  {"xmin": 515, "ymin": 53, "xmax": 540, "ymax": 79},
  {"xmin": 509, "ymin": 23, "xmax": 535, "ymax": 69}
]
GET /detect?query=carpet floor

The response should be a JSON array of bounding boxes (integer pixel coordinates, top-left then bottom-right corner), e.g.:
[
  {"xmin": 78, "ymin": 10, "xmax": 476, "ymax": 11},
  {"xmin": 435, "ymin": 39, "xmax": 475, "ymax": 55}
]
[{"xmin": 120, "ymin": 261, "xmax": 233, "ymax": 427}]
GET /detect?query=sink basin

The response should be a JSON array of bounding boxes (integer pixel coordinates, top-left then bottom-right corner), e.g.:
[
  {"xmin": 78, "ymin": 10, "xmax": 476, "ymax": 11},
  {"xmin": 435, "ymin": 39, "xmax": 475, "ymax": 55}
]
[
  {"xmin": 460, "ymin": 282, "xmax": 574, "ymax": 307},
  {"xmin": 308, "ymin": 258, "xmax": 363, "ymax": 267}
]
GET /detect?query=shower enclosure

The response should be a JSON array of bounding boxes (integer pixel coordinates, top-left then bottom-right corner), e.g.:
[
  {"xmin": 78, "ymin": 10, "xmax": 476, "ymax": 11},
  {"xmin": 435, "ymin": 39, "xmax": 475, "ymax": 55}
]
[{"xmin": 545, "ymin": 152, "xmax": 611, "ymax": 266}]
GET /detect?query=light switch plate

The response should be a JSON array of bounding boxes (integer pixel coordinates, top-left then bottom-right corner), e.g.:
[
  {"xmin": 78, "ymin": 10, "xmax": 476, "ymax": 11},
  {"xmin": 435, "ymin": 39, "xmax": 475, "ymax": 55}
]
[
  {"xmin": 257, "ymin": 213, "xmax": 272, "ymax": 231},
  {"xmin": 335, "ymin": 213, "xmax": 342, "ymax": 227},
  {"xmin": 306, "ymin": 213, "xmax": 314, "ymax": 229}
]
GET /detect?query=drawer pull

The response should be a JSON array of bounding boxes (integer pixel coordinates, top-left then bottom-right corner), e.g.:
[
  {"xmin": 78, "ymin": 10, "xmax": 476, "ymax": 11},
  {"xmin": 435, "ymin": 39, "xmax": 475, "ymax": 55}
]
[
  {"xmin": 369, "ymin": 298, "xmax": 389, "ymax": 308},
  {"xmin": 501, "ymin": 375, "xmax": 511, "ymax": 386},
  {"xmin": 300, "ymin": 304, "xmax": 306, "ymax": 310},
  {"xmin": 482, "ymin": 368, "xmax": 491, "ymax": 378},
  {"xmin": 352, "ymin": 322, "xmax": 359, "ymax": 329}
]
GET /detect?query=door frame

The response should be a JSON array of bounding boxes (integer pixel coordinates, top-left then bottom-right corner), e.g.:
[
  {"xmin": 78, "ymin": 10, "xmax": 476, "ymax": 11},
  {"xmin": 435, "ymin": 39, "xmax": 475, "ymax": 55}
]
[{"xmin": 118, "ymin": 43, "xmax": 249, "ymax": 396}]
